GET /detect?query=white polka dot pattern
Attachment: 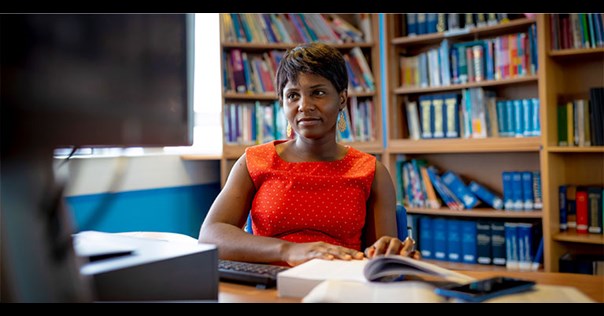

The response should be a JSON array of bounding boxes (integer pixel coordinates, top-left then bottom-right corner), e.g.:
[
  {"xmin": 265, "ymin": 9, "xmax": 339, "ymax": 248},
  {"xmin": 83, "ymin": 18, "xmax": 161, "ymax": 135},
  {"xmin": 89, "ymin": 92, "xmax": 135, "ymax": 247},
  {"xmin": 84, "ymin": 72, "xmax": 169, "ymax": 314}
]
[{"xmin": 245, "ymin": 140, "xmax": 376, "ymax": 251}]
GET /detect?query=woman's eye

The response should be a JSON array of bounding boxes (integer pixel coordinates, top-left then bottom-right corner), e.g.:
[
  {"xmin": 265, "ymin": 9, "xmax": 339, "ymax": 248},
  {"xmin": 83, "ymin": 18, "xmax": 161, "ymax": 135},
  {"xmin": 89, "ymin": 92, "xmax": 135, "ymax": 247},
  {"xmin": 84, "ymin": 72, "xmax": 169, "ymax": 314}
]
[{"xmin": 314, "ymin": 90, "xmax": 325, "ymax": 96}]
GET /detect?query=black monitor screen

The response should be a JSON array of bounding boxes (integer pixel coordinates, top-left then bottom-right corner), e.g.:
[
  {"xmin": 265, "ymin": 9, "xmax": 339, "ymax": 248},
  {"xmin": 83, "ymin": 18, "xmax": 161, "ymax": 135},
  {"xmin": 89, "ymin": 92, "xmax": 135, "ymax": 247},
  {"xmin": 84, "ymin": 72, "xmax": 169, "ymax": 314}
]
[{"xmin": 1, "ymin": 14, "xmax": 194, "ymax": 149}]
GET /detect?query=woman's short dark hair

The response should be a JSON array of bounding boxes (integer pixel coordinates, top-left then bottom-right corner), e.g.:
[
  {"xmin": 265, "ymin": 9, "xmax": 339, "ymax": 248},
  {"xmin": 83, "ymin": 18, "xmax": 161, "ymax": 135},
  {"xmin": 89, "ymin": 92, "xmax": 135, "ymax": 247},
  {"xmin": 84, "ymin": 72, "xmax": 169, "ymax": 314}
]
[{"xmin": 275, "ymin": 42, "xmax": 348, "ymax": 102}]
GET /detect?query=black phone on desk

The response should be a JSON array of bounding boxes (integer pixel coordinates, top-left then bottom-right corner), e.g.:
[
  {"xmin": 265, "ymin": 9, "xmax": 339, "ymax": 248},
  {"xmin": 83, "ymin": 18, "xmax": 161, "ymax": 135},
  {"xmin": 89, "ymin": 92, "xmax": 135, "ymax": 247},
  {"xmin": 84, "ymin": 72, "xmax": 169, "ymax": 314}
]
[{"xmin": 434, "ymin": 276, "xmax": 536, "ymax": 303}]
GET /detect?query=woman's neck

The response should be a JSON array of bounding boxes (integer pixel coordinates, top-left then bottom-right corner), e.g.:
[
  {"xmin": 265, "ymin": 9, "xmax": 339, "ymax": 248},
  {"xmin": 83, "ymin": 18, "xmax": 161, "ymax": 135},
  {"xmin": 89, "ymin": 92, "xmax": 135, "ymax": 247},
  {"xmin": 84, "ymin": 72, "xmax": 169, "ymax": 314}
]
[{"xmin": 282, "ymin": 138, "xmax": 346, "ymax": 162}]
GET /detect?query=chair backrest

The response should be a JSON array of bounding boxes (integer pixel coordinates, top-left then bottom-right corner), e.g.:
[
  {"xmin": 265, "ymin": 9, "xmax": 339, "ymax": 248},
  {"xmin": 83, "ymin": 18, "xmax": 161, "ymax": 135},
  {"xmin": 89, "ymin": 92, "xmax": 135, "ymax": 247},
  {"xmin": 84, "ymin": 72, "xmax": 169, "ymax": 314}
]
[{"xmin": 244, "ymin": 212, "xmax": 253, "ymax": 234}]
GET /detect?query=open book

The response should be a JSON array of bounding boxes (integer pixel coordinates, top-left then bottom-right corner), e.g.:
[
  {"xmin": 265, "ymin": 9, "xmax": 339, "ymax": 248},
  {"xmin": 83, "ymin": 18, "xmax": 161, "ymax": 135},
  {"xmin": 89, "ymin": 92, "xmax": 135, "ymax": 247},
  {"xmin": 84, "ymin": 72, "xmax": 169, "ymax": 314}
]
[
  {"xmin": 277, "ymin": 255, "xmax": 473, "ymax": 299},
  {"xmin": 363, "ymin": 255, "xmax": 473, "ymax": 284}
]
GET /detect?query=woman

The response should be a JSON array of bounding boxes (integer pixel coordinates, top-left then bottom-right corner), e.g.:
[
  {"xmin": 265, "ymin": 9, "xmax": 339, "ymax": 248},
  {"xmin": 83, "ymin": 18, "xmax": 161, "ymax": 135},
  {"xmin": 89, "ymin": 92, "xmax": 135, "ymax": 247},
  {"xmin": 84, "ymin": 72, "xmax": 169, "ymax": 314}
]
[{"xmin": 199, "ymin": 42, "xmax": 419, "ymax": 266}]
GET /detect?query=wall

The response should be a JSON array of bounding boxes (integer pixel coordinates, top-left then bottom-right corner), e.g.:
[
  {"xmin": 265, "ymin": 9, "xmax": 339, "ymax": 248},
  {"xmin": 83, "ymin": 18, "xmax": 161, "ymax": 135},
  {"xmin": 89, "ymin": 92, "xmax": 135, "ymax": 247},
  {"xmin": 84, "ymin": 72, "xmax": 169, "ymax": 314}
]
[{"xmin": 59, "ymin": 155, "xmax": 221, "ymax": 238}]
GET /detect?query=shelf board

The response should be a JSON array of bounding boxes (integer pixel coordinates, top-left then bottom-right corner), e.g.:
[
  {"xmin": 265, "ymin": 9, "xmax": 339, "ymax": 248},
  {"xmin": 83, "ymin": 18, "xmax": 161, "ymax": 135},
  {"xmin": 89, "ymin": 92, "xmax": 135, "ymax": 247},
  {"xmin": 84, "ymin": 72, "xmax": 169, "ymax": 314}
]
[
  {"xmin": 391, "ymin": 17, "xmax": 536, "ymax": 46},
  {"xmin": 223, "ymin": 92, "xmax": 277, "ymax": 100},
  {"xmin": 406, "ymin": 207, "xmax": 543, "ymax": 219},
  {"xmin": 547, "ymin": 146, "xmax": 604, "ymax": 153},
  {"xmin": 393, "ymin": 75, "xmax": 538, "ymax": 95},
  {"xmin": 549, "ymin": 47, "xmax": 604, "ymax": 58},
  {"xmin": 388, "ymin": 137, "xmax": 542, "ymax": 154},
  {"xmin": 553, "ymin": 231, "xmax": 604, "ymax": 245},
  {"xmin": 180, "ymin": 154, "xmax": 222, "ymax": 160},
  {"xmin": 221, "ymin": 42, "xmax": 374, "ymax": 50},
  {"xmin": 341, "ymin": 141, "xmax": 383, "ymax": 154}
]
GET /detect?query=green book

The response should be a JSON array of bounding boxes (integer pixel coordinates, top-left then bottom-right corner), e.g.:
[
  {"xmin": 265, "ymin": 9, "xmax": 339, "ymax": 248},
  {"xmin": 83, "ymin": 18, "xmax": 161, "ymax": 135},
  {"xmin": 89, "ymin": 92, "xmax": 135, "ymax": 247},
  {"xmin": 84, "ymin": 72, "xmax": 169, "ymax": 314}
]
[{"xmin": 557, "ymin": 103, "xmax": 568, "ymax": 146}]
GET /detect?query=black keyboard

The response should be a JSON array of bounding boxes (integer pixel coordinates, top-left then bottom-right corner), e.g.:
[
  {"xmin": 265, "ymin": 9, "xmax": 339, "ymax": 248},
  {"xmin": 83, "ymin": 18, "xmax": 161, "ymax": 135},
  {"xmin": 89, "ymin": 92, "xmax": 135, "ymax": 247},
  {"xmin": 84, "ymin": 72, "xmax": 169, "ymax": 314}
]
[{"xmin": 218, "ymin": 259, "xmax": 289, "ymax": 289}]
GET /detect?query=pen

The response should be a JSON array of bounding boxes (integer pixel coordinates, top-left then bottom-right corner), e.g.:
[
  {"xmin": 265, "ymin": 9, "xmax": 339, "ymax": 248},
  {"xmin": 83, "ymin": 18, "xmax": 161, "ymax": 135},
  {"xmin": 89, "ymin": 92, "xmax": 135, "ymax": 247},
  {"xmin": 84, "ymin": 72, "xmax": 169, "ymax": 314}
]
[{"xmin": 407, "ymin": 226, "xmax": 416, "ymax": 252}]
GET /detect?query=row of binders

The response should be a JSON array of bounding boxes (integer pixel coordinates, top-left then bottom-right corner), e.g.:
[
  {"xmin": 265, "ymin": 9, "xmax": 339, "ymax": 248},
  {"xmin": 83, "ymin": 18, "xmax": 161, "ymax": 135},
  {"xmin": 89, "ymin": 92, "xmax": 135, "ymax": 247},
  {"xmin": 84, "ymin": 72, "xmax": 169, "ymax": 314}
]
[
  {"xmin": 559, "ymin": 185, "xmax": 603, "ymax": 235},
  {"xmin": 399, "ymin": 28, "xmax": 538, "ymax": 89},
  {"xmin": 406, "ymin": 89, "xmax": 541, "ymax": 140},
  {"xmin": 409, "ymin": 216, "xmax": 543, "ymax": 271},
  {"xmin": 224, "ymin": 96, "xmax": 378, "ymax": 145},
  {"xmin": 221, "ymin": 13, "xmax": 372, "ymax": 44},
  {"xmin": 403, "ymin": 13, "xmax": 526, "ymax": 37},
  {"xmin": 396, "ymin": 158, "xmax": 543, "ymax": 212},
  {"xmin": 223, "ymin": 47, "xmax": 375, "ymax": 95},
  {"xmin": 549, "ymin": 14, "xmax": 604, "ymax": 50},
  {"xmin": 557, "ymin": 87, "xmax": 604, "ymax": 147}
]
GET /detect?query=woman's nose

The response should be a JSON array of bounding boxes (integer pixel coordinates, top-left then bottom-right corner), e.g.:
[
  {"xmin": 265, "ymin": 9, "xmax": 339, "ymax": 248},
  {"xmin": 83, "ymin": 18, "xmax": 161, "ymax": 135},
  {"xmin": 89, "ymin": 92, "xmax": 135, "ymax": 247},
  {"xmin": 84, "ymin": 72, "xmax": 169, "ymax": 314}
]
[{"xmin": 297, "ymin": 96, "xmax": 315, "ymax": 112}]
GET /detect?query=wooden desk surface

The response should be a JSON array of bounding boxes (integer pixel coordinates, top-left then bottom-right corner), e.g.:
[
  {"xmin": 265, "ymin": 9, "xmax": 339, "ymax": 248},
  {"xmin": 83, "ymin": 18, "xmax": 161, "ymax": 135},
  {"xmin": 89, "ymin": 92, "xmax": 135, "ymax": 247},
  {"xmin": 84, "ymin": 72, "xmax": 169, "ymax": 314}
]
[{"xmin": 219, "ymin": 270, "xmax": 604, "ymax": 303}]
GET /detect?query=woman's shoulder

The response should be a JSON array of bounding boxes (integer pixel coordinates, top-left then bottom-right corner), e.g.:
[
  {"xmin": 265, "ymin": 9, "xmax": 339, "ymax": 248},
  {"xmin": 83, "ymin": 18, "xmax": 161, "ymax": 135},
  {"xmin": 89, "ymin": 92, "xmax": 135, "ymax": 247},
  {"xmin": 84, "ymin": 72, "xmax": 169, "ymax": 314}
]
[{"xmin": 245, "ymin": 140, "xmax": 281, "ymax": 156}]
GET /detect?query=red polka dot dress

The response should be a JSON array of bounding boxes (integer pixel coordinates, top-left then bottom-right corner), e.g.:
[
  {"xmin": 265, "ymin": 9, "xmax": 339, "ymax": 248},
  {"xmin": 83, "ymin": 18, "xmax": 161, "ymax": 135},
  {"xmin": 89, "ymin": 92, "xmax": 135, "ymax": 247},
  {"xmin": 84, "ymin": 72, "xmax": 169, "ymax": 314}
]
[{"xmin": 245, "ymin": 140, "xmax": 376, "ymax": 251}]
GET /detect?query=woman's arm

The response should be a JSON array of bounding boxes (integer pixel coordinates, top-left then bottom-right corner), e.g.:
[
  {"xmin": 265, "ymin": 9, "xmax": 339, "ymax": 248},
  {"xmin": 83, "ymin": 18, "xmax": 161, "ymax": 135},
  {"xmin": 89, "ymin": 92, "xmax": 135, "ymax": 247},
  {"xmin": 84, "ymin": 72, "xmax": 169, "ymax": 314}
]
[
  {"xmin": 198, "ymin": 154, "xmax": 289, "ymax": 263},
  {"xmin": 363, "ymin": 160, "xmax": 419, "ymax": 258}
]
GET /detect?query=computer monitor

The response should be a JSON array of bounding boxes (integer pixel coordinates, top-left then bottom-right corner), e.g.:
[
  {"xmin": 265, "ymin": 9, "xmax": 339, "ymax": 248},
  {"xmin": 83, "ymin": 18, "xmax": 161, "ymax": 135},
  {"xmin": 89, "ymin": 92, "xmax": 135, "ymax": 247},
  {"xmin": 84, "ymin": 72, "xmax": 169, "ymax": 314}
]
[{"xmin": 1, "ymin": 14, "xmax": 195, "ymax": 302}]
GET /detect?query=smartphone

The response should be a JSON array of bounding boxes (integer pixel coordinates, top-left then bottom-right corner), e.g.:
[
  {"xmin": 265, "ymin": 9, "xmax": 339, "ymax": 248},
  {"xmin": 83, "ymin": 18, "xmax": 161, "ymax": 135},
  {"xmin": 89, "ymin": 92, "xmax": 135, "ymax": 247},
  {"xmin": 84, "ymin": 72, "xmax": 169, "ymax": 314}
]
[{"xmin": 434, "ymin": 276, "xmax": 536, "ymax": 302}]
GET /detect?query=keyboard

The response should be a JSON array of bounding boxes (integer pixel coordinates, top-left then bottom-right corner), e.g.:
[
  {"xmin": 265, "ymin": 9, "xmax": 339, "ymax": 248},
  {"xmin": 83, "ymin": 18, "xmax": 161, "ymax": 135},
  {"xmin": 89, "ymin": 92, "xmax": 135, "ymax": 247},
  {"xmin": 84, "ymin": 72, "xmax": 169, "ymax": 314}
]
[{"xmin": 218, "ymin": 259, "xmax": 289, "ymax": 289}]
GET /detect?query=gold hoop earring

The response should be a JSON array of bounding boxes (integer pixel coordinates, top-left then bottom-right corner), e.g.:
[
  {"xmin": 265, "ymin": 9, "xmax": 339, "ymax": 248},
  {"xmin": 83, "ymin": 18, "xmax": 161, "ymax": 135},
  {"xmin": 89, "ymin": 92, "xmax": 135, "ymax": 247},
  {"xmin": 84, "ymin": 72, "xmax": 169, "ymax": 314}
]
[
  {"xmin": 338, "ymin": 111, "xmax": 347, "ymax": 132},
  {"xmin": 286, "ymin": 122, "xmax": 293, "ymax": 138}
]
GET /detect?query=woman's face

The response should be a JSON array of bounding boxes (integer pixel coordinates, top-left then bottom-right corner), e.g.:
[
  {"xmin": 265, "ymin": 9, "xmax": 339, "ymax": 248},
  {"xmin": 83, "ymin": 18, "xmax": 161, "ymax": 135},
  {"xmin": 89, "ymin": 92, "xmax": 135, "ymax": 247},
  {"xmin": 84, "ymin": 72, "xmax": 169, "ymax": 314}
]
[{"xmin": 282, "ymin": 72, "xmax": 346, "ymax": 140}]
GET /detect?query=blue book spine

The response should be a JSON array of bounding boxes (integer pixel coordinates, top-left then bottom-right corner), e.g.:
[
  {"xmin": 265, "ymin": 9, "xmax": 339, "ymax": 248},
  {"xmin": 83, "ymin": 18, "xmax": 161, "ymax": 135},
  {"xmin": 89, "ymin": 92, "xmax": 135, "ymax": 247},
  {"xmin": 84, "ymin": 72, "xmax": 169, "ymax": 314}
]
[
  {"xmin": 490, "ymin": 221, "xmax": 506, "ymax": 266},
  {"xmin": 559, "ymin": 185, "xmax": 568, "ymax": 231},
  {"xmin": 460, "ymin": 220, "xmax": 477, "ymax": 264},
  {"xmin": 419, "ymin": 217, "xmax": 433, "ymax": 259},
  {"xmin": 432, "ymin": 218, "xmax": 448, "ymax": 260},
  {"xmin": 522, "ymin": 99, "xmax": 532, "ymax": 137},
  {"xmin": 476, "ymin": 221, "xmax": 492, "ymax": 265},
  {"xmin": 447, "ymin": 219, "xmax": 462, "ymax": 262},
  {"xmin": 502, "ymin": 171, "xmax": 515, "ymax": 210},
  {"xmin": 469, "ymin": 181, "xmax": 504, "ymax": 210},
  {"xmin": 517, "ymin": 223, "xmax": 534, "ymax": 271},
  {"xmin": 532, "ymin": 98, "xmax": 541, "ymax": 136},
  {"xmin": 511, "ymin": 171, "xmax": 524, "ymax": 210},
  {"xmin": 417, "ymin": 13, "xmax": 427, "ymax": 35},
  {"xmin": 406, "ymin": 14, "xmax": 417, "ymax": 36},
  {"xmin": 504, "ymin": 222, "xmax": 519, "ymax": 270},
  {"xmin": 496, "ymin": 100, "xmax": 508, "ymax": 137},
  {"xmin": 513, "ymin": 99, "xmax": 523, "ymax": 137},
  {"xmin": 441, "ymin": 171, "xmax": 480, "ymax": 209},
  {"xmin": 505, "ymin": 100, "xmax": 515, "ymax": 138},
  {"xmin": 396, "ymin": 205, "xmax": 409, "ymax": 240},
  {"xmin": 426, "ymin": 13, "xmax": 438, "ymax": 34},
  {"xmin": 521, "ymin": 171, "xmax": 534, "ymax": 210},
  {"xmin": 531, "ymin": 236, "xmax": 544, "ymax": 271}
]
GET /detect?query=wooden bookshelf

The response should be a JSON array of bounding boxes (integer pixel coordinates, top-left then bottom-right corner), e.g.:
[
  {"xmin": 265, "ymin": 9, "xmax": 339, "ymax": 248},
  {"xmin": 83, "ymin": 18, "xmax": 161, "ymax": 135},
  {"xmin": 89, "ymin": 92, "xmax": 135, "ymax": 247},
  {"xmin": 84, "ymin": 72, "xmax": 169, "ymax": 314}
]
[
  {"xmin": 216, "ymin": 13, "xmax": 384, "ymax": 186},
  {"xmin": 538, "ymin": 14, "xmax": 604, "ymax": 272},
  {"xmin": 383, "ymin": 14, "xmax": 600, "ymax": 273}
]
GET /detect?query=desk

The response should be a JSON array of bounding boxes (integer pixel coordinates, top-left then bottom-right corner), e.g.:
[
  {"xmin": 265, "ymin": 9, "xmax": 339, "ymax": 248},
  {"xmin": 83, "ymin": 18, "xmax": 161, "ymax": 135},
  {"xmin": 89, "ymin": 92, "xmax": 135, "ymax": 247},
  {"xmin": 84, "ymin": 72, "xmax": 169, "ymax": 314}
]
[{"xmin": 219, "ymin": 271, "xmax": 604, "ymax": 303}]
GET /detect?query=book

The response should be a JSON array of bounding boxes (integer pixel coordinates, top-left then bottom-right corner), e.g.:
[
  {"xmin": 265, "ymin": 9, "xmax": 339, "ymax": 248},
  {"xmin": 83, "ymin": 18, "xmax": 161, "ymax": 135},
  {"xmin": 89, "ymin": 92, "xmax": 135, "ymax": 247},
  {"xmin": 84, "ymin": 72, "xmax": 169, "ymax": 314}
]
[
  {"xmin": 277, "ymin": 256, "xmax": 473, "ymax": 299},
  {"xmin": 469, "ymin": 181, "xmax": 504, "ymax": 210}
]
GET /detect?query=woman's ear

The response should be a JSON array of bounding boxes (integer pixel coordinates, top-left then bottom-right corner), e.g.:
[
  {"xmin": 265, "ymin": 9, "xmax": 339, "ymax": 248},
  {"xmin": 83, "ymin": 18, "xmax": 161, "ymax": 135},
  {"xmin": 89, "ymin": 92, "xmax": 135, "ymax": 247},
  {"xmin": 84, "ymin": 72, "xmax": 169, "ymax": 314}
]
[{"xmin": 339, "ymin": 89, "xmax": 348, "ymax": 109}]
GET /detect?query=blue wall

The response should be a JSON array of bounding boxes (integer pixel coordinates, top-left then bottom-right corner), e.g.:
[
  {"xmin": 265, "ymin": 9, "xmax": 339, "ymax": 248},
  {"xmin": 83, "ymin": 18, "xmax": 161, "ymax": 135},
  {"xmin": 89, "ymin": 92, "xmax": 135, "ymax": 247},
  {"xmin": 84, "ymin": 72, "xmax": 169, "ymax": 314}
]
[{"xmin": 67, "ymin": 183, "xmax": 221, "ymax": 238}]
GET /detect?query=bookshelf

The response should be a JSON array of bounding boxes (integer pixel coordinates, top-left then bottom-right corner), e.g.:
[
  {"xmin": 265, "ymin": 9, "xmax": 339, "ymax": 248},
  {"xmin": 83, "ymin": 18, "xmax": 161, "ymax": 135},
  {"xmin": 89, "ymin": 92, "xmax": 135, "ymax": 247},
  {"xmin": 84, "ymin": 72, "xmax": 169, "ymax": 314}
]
[
  {"xmin": 217, "ymin": 13, "xmax": 384, "ymax": 186},
  {"xmin": 384, "ymin": 14, "xmax": 604, "ymax": 273},
  {"xmin": 538, "ymin": 14, "xmax": 604, "ymax": 272}
]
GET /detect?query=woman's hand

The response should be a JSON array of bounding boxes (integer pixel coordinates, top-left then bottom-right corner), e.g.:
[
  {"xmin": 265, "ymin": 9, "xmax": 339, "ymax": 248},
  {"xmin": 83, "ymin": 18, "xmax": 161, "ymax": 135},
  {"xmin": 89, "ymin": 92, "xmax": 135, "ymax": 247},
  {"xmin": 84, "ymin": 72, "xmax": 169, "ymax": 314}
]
[
  {"xmin": 364, "ymin": 235, "xmax": 421, "ymax": 260},
  {"xmin": 283, "ymin": 241, "xmax": 365, "ymax": 266}
]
